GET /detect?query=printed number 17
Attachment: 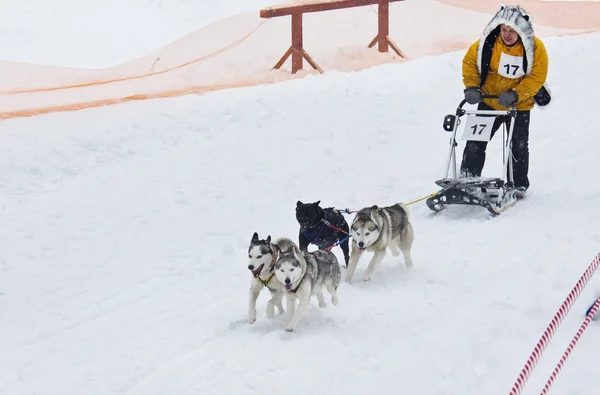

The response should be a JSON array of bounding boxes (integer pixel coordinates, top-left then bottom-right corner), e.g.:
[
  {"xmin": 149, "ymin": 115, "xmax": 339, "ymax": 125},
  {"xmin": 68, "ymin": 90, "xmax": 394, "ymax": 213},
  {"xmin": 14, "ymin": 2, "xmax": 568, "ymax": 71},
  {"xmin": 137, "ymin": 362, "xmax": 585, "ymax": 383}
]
[
  {"xmin": 504, "ymin": 64, "xmax": 519, "ymax": 75},
  {"xmin": 471, "ymin": 124, "xmax": 486, "ymax": 135}
]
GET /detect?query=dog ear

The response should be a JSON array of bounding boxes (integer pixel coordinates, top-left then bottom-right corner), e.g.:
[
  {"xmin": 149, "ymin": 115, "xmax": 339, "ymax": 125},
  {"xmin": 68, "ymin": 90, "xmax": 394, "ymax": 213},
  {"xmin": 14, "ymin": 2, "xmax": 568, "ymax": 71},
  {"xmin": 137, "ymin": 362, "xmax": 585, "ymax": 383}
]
[
  {"xmin": 292, "ymin": 246, "xmax": 300, "ymax": 261},
  {"xmin": 370, "ymin": 211, "xmax": 379, "ymax": 227},
  {"xmin": 266, "ymin": 235, "xmax": 271, "ymax": 244},
  {"xmin": 252, "ymin": 232, "xmax": 259, "ymax": 243},
  {"xmin": 314, "ymin": 200, "xmax": 321, "ymax": 206},
  {"xmin": 272, "ymin": 244, "xmax": 280, "ymax": 259},
  {"xmin": 370, "ymin": 205, "xmax": 379, "ymax": 210},
  {"xmin": 297, "ymin": 200, "xmax": 303, "ymax": 207}
]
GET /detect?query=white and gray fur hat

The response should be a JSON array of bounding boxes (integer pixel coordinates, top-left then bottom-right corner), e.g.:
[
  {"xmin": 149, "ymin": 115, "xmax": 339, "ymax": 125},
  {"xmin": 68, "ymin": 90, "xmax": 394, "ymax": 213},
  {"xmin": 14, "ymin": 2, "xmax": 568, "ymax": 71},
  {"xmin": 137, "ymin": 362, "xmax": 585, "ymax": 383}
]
[{"xmin": 476, "ymin": 5, "xmax": 535, "ymax": 76}]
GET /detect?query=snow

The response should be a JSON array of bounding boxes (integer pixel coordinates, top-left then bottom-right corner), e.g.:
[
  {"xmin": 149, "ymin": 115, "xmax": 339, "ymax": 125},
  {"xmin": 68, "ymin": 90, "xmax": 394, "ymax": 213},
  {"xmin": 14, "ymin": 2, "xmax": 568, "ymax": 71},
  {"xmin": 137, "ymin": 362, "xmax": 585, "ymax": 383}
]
[
  {"xmin": 0, "ymin": 0, "xmax": 278, "ymax": 68},
  {"xmin": 1, "ymin": 1, "xmax": 600, "ymax": 395}
]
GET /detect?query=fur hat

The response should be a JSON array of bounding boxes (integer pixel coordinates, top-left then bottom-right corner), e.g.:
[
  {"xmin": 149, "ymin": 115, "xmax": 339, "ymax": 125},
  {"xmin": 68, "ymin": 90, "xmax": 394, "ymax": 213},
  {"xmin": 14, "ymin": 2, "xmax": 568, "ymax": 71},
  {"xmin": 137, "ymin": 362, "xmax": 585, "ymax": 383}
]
[{"xmin": 477, "ymin": 6, "xmax": 535, "ymax": 75}]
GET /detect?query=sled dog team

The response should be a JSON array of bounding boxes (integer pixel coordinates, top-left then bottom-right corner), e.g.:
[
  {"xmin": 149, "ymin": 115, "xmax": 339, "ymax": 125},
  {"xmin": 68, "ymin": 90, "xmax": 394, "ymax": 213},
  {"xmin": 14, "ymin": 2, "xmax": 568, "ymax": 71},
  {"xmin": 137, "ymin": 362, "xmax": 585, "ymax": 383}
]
[{"xmin": 247, "ymin": 200, "xmax": 414, "ymax": 332}]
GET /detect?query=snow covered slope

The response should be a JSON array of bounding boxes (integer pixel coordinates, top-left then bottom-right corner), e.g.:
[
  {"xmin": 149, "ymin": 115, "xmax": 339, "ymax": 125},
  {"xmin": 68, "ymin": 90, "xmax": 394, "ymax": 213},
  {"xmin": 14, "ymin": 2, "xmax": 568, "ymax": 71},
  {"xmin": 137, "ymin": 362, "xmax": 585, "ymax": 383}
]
[{"xmin": 1, "ymin": 27, "xmax": 599, "ymax": 395}]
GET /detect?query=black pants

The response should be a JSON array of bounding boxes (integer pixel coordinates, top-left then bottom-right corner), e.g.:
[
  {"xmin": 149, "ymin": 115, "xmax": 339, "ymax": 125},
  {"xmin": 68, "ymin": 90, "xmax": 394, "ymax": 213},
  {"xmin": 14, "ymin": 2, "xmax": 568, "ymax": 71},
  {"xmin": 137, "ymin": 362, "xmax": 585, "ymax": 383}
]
[{"xmin": 459, "ymin": 102, "xmax": 531, "ymax": 189}]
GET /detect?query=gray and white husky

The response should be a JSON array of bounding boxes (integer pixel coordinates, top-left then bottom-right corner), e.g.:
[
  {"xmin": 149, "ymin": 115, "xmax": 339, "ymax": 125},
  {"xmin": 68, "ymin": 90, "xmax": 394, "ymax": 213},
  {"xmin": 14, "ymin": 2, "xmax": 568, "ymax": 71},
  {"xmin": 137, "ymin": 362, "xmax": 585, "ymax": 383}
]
[
  {"xmin": 345, "ymin": 203, "xmax": 414, "ymax": 283},
  {"xmin": 274, "ymin": 243, "xmax": 341, "ymax": 332},
  {"xmin": 247, "ymin": 232, "xmax": 297, "ymax": 324}
]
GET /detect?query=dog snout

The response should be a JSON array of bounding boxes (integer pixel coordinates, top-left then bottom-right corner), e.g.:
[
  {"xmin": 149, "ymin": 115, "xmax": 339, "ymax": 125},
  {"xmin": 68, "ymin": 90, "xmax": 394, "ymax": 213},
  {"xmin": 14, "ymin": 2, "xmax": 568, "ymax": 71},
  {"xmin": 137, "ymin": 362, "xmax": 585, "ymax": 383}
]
[
  {"xmin": 248, "ymin": 265, "xmax": 254, "ymax": 270},
  {"xmin": 285, "ymin": 278, "xmax": 291, "ymax": 284},
  {"xmin": 358, "ymin": 241, "xmax": 364, "ymax": 248}
]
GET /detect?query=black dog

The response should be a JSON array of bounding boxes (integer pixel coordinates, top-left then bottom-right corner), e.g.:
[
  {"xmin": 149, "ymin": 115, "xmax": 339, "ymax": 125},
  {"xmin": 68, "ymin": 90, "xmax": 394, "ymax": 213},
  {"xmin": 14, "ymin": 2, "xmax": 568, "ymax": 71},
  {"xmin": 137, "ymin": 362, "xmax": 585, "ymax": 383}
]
[{"xmin": 295, "ymin": 200, "xmax": 350, "ymax": 267}]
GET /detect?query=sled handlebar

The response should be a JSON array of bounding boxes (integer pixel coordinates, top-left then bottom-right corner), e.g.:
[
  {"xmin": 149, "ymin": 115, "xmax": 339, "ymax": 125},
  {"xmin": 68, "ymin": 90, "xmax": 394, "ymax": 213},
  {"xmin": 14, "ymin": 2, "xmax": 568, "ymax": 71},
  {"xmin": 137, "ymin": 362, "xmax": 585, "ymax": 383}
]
[
  {"xmin": 458, "ymin": 94, "xmax": 499, "ymax": 108},
  {"xmin": 457, "ymin": 94, "xmax": 517, "ymax": 113}
]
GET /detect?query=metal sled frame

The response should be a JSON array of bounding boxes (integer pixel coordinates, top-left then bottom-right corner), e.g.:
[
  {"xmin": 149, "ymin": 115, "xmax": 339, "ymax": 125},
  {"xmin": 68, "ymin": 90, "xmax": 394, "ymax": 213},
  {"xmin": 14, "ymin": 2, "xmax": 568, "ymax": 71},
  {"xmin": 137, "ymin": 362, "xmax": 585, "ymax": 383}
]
[{"xmin": 427, "ymin": 97, "xmax": 519, "ymax": 215}]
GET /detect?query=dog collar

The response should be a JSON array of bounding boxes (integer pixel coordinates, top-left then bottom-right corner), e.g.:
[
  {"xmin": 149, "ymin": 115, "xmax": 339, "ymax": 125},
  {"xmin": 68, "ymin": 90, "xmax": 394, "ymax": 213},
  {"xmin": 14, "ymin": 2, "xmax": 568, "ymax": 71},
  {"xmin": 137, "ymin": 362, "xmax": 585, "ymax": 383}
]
[
  {"xmin": 288, "ymin": 281, "xmax": 301, "ymax": 293},
  {"xmin": 260, "ymin": 273, "xmax": 275, "ymax": 287},
  {"xmin": 258, "ymin": 254, "xmax": 278, "ymax": 287}
]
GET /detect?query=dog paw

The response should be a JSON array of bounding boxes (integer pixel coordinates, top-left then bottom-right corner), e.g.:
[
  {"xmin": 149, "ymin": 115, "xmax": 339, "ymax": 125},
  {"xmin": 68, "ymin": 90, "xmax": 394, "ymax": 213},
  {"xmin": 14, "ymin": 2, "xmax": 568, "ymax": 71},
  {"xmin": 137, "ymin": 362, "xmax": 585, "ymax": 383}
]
[
  {"xmin": 332, "ymin": 295, "xmax": 339, "ymax": 305},
  {"xmin": 318, "ymin": 301, "xmax": 327, "ymax": 308},
  {"xmin": 405, "ymin": 260, "xmax": 414, "ymax": 268},
  {"xmin": 362, "ymin": 274, "xmax": 372, "ymax": 282},
  {"xmin": 248, "ymin": 316, "xmax": 256, "ymax": 324},
  {"xmin": 285, "ymin": 327, "xmax": 295, "ymax": 332}
]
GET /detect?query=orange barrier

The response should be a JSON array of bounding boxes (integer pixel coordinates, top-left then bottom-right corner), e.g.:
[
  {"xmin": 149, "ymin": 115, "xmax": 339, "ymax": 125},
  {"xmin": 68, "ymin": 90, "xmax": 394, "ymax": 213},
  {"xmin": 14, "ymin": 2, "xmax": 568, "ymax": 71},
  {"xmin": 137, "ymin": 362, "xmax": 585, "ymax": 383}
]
[
  {"xmin": 0, "ymin": 79, "xmax": 273, "ymax": 120},
  {"xmin": 0, "ymin": 20, "xmax": 268, "ymax": 95}
]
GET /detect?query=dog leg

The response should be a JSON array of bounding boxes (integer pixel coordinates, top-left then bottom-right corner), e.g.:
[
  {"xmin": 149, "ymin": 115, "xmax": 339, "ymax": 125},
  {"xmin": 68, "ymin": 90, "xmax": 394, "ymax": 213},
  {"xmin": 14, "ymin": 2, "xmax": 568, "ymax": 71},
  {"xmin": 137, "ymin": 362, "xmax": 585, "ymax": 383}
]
[
  {"xmin": 266, "ymin": 289, "xmax": 281, "ymax": 318},
  {"xmin": 299, "ymin": 231, "xmax": 310, "ymax": 252},
  {"xmin": 390, "ymin": 242, "xmax": 402, "ymax": 257},
  {"xmin": 286, "ymin": 288, "xmax": 311, "ymax": 332},
  {"xmin": 248, "ymin": 285, "xmax": 261, "ymax": 324},
  {"xmin": 285, "ymin": 292, "xmax": 297, "ymax": 325},
  {"xmin": 273, "ymin": 290, "xmax": 285, "ymax": 315},
  {"xmin": 399, "ymin": 227, "xmax": 414, "ymax": 268},
  {"xmin": 314, "ymin": 285, "xmax": 326, "ymax": 308},
  {"xmin": 345, "ymin": 243, "xmax": 365, "ymax": 283},
  {"xmin": 339, "ymin": 231, "xmax": 350, "ymax": 268},
  {"xmin": 362, "ymin": 249, "xmax": 386, "ymax": 282},
  {"xmin": 326, "ymin": 280, "xmax": 339, "ymax": 305}
]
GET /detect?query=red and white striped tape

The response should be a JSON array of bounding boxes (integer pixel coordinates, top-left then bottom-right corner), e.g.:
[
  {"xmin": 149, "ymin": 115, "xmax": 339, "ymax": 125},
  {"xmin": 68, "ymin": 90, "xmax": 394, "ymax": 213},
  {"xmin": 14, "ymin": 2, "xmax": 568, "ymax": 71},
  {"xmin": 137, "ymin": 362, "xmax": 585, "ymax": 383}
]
[
  {"xmin": 509, "ymin": 252, "xmax": 600, "ymax": 395},
  {"xmin": 539, "ymin": 297, "xmax": 600, "ymax": 395}
]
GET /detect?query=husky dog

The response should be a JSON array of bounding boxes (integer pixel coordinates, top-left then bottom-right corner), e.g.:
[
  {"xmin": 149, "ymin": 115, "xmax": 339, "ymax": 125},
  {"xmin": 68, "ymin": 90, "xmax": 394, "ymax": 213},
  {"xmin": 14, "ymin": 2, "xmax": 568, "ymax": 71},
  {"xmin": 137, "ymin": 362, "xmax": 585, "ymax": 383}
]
[
  {"xmin": 247, "ymin": 232, "xmax": 297, "ymax": 324},
  {"xmin": 345, "ymin": 203, "xmax": 414, "ymax": 283},
  {"xmin": 274, "ymin": 244, "xmax": 341, "ymax": 332},
  {"xmin": 295, "ymin": 200, "xmax": 350, "ymax": 267}
]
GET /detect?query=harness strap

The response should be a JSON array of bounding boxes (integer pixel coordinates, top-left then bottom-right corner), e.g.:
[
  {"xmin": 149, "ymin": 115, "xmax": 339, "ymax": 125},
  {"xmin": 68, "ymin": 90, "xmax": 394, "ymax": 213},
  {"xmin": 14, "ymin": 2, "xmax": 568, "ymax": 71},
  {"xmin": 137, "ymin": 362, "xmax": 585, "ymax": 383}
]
[
  {"xmin": 260, "ymin": 273, "xmax": 275, "ymax": 287},
  {"xmin": 301, "ymin": 210, "xmax": 328, "ymax": 245},
  {"xmin": 258, "ymin": 249, "xmax": 277, "ymax": 288}
]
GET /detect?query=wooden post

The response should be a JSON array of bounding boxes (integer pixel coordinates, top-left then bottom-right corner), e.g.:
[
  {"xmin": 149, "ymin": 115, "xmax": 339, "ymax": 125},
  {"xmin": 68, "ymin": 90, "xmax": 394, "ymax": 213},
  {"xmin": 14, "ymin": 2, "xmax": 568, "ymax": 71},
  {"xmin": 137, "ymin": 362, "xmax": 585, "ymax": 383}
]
[
  {"xmin": 378, "ymin": 0, "xmax": 389, "ymax": 52},
  {"xmin": 368, "ymin": 0, "xmax": 406, "ymax": 57},
  {"xmin": 272, "ymin": 12, "xmax": 323, "ymax": 74},
  {"xmin": 291, "ymin": 13, "xmax": 303, "ymax": 74}
]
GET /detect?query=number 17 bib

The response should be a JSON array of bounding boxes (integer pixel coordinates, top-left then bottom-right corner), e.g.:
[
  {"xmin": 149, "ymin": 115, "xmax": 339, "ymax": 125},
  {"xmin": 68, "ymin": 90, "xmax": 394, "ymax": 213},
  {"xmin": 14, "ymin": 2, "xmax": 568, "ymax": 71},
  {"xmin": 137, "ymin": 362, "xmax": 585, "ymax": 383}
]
[{"xmin": 498, "ymin": 52, "xmax": 525, "ymax": 79}]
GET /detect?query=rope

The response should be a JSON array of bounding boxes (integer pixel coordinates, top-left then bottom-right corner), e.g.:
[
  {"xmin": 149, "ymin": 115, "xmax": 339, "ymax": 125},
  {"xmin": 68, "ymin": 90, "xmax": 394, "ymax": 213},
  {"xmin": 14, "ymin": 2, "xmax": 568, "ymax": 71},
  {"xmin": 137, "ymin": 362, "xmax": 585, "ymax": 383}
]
[
  {"xmin": 404, "ymin": 189, "xmax": 443, "ymax": 206},
  {"xmin": 508, "ymin": 252, "xmax": 600, "ymax": 395},
  {"xmin": 338, "ymin": 189, "xmax": 443, "ymax": 215},
  {"xmin": 539, "ymin": 297, "xmax": 600, "ymax": 395}
]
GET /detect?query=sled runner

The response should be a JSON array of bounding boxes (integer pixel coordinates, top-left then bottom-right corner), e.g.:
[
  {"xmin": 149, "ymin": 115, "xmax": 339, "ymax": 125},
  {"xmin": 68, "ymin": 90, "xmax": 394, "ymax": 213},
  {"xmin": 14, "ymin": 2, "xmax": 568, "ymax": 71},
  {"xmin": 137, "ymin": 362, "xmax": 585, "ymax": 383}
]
[{"xmin": 426, "ymin": 96, "xmax": 521, "ymax": 216}]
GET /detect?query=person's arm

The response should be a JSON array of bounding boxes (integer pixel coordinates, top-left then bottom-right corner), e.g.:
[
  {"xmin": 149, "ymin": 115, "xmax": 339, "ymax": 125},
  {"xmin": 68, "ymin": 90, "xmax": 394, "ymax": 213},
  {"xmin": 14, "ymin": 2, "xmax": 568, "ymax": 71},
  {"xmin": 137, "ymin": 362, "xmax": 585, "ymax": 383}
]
[
  {"xmin": 462, "ymin": 40, "xmax": 481, "ymax": 88},
  {"xmin": 513, "ymin": 37, "xmax": 549, "ymax": 102}
]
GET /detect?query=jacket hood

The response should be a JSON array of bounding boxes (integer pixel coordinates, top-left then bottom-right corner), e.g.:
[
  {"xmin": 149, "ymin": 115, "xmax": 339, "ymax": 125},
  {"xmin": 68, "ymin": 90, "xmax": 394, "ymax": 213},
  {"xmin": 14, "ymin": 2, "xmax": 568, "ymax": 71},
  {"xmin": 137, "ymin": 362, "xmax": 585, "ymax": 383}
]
[{"xmin": 477, "ymin": 6, "xmax": 535, "ymax": 75}]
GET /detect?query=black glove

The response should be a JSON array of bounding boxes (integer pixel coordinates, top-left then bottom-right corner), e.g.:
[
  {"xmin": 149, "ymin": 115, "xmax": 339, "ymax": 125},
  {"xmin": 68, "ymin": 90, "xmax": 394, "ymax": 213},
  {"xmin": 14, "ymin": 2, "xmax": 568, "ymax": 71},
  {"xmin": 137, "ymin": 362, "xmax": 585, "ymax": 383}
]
[
  {"xmin": 499, "ymin": 90, "xmax": 519, "ymax": 108},
  {"xmin": 464, "ymin": 87, "xmax": 482, "ymax": 105}
]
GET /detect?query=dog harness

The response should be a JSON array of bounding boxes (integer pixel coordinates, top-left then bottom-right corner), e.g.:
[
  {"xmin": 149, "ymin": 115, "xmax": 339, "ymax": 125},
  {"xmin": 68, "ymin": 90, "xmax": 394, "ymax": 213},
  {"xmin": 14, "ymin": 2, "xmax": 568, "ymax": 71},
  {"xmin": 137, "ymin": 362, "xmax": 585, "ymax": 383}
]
[
  {"xmin": 259, "ymin": 273, "xmax": 275, "ymax": 287},
  {"xmin": 301, "ymin": 210, "xmax": 329, "ymax": 246},
  {"xmin": 258, "ymin": 254, "xmax": 277, "ymax": 288}
]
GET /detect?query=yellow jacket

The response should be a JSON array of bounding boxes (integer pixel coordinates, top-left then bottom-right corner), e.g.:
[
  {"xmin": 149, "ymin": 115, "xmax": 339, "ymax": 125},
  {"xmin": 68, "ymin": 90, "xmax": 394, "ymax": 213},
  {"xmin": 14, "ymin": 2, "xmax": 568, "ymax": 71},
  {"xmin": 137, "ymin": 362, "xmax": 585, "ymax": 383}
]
[{"xmin": 462, "ymin": 36, "xmax": 548, "ymax": 111}]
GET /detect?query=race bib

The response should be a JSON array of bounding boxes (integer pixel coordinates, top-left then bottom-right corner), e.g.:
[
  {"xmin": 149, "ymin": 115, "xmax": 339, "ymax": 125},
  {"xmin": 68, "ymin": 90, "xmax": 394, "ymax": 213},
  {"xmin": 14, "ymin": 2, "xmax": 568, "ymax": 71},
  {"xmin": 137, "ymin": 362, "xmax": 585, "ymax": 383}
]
[
  {"xmin": 460, "ymin": 115, "xmax": 496, "ymax": 142},
  {"xmin": 498, "ymin": 52, "xmax": 525, "ymax": 79}
]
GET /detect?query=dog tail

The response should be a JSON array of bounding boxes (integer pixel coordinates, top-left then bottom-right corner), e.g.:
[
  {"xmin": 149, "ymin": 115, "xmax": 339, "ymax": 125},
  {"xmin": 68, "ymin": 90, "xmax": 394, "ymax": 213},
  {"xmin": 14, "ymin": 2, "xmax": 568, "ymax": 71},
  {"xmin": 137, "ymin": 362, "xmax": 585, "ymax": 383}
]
[{"xmin": 397, "ymin": 202, "xmax": 411, "ymax": 220}]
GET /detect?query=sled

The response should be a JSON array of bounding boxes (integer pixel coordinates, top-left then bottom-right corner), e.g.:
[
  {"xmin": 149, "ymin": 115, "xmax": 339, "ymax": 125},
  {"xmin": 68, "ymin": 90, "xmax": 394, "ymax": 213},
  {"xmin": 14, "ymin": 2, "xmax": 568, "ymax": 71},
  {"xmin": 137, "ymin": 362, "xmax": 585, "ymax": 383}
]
[{"xmin": 426, "ymin": 95, "xmax": 521, "ymax": 216}]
